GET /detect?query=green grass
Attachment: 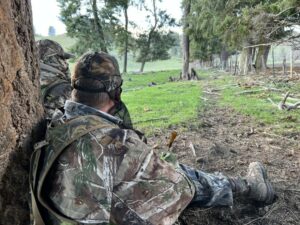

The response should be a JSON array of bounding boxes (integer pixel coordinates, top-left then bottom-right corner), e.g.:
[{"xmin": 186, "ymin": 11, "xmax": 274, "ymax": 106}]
[
  {"xmin": 122, "ymin": 70, "xmax": 180, "ymax": 90},
  {"xmin": 212, "ymin": 75, "xmax": 300, "ymax": 134},
  {"xmin": 119, "ymin": 70, "xmax": 202, "ymax": 134}
]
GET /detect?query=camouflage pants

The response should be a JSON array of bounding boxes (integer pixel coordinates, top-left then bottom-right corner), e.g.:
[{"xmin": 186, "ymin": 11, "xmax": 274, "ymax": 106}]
[{"xmin": 180, "ymin": 164, "xmax": 233, "ymax": 207}]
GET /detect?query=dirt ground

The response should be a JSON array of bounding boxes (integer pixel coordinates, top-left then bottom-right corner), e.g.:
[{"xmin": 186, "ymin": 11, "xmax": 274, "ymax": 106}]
[{"xmin": 147, "ymin": 78, "xmax": 300, "ymax": 225}]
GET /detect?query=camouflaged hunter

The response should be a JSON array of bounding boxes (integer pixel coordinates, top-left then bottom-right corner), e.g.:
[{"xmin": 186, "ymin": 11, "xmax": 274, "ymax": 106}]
[
  {"xmin": 31, "ymin": 52, "xmax": 275, "ymax": 225},
  {"xmin": 37, "ymin": 40, "xmax": 133, "ymax": 128},
  {"xmin": 36, "ymin": 39, "xmax": 73, "ymax": 119}
]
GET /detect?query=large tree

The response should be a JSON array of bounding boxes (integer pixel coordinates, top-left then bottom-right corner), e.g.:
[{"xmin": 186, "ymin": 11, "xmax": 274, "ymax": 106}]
[
  {"xmin": 0, "ymin": 0, "xmax": 44, "ymax": 224},
  {"xmin": 188, "ymin": 0, "xmax": 299, "ymax": 74},
  {"xmin": 106, "ymin": 0, "xmax": 134, "ymax": 73},
  {"xmin": 134, "ymin": 0, "xmax": 176, "ymax": 72}
]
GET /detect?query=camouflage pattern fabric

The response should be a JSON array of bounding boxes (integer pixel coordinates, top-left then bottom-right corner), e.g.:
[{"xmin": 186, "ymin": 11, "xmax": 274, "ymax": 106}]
[
  {"xmin": 110, "ymin": 101, "xmax": 133, "ymax": 129},
  {"xmin": 36, "ymin": 39, "xmax": 73, "ymax": 119},
  {"xmin": 37, "ymin": 100, "xmax": 195, "ymax": 225},
  {"xmin": 180, "ymin": 164, "xmax": 233, "ymax": 207}
]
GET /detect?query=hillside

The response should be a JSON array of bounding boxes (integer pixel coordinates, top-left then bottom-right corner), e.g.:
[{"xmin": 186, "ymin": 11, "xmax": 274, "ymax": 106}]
[{"xmin": 35, "ymin": 34, "xmax": 76, "ymax": 51}]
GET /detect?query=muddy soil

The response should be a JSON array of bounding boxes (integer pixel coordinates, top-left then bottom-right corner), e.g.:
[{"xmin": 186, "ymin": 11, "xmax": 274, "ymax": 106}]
[{"xmin": 148, "ymin": 79, "xmax": 300, "ymax": 225}]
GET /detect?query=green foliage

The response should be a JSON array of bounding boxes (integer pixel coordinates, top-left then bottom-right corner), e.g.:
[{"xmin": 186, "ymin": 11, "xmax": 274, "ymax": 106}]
[
  {"xmin": 57, "ymin": 0, "xmax": 118, "ymax": 55},
  {"xmin": 135, "ymin": 31, "xmax": 176, "ymax": 62},
  {"xmin": 187, "ymin": 0, "xmax": 299, "ymax": 61},
  {"xmin": 133, "ymin": 1, "xmax": 177, "ymax": 70}
]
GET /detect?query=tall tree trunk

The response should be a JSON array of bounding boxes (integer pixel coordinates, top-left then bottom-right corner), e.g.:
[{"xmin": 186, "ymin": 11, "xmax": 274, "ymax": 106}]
[
  {"xmin": 123, "ymin": 7, "xmax": 129, "ymax": 74},
  {"xmin": 239, "ymin": 46, "xmax": 253, "ymax": 75},
  {"xmin": 0, "ymin": 0, "xmax": 44, "ymax": 224},
  {"xmin": 255, "ymin": 45, "xmax": 270, "ymax": 72},
  {"xmin": 181, "ymin": 0, "xmax": 191, "ymax": 80},
  {"xmin": 91, "ymin": 0, "xmax": 108, "ymax": 53}
]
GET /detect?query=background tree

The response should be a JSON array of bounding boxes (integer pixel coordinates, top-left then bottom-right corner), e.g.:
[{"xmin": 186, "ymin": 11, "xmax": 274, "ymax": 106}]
[
  {"xmin": 0, "ymin": 0, "xmax": 44, "ymax": 224},
  {"xmin": 48, "ymin": 25, "xmax": 56, "ymax": 36},
  {"xmin": 181, "ymin": 0, "xmax": 191, "ymax": 79},
  {"xmin": 106, "ymin": 0, "xmax": 133, "ymax": 73},
  {"xmin": 187, "ymin": 0, "xmax": 299, "ymax": 74},
  {"xmin": 134, "ymin": 0, "xmax": 176, "ymax": 72},
  {"xmin": 57, "ymin": 0, "xmax": 117, "ymax": 54}
]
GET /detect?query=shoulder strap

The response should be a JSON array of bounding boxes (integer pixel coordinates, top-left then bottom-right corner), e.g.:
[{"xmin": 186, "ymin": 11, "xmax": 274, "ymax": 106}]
[
  {"xmin": 41, "ymin": 79, "xmax": 70, "ymax": 104},
  {"xmin": 30, "ymin": 115, "xmax": 116, "ymax": 225}
]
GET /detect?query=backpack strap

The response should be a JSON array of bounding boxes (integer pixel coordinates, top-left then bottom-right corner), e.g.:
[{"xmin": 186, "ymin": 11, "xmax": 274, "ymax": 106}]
[
  {"xmin": 30, "ymin": 115, "xmax": 116, "ymax": 225},
  {"xmin": 41, "ymin": 79, "xmax": 70, "ymax": 104}
]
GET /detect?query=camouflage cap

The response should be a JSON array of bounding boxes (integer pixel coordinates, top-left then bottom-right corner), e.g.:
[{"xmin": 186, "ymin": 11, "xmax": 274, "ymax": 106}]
[
  {"xmin": 72, "ymin": 52, "xmax": 122, "ymax": 93},
  {"xmin": 36, "ymin": 39, "xmax": 74, "ymax": 61}
]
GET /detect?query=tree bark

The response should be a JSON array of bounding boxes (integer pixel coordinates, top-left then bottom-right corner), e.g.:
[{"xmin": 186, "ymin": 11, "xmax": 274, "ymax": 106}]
[
  {"xmin": 239, "ymin": 46, "xmax": 253, "ymax": 75},
  {"xmin": 0, "ymin": 0, "xmax": 44, "ymax": 224},
  {"xmin": 220, "ymin": 48, "xmax": 229, "ymax": 70},
  {"xmin": 91, "ymin": 0, "xmax": 108, "ymax": 53},
  {"xmin": 123, "ymin": 7, "xmax": 129, "ymax": 74},
  {"xmin": 140, "ymin": 61, "xmax": 146, "ymax": 73},
  {"xmin": 181, "ymin": 0, "xmax": 191, "ymax": 80},
  {"xmin": 255, "ymin": 45, "xmax": 270, "ymax": 72}
]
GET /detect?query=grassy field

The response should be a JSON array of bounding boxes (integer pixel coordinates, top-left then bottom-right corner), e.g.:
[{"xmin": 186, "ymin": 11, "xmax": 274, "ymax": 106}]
[
  {"xmin": 211, "ymin": 75, "xmax": 300, "ymax": 134},
  {"xmin": 121, "ymin": 70, "xmax": 202, "ymax": 134}
]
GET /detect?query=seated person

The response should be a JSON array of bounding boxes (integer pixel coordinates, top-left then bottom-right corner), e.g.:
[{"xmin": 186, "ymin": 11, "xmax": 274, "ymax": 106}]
[{"xmin": 31, "ymin": 52, "xmax": 275, "ymax": 225}]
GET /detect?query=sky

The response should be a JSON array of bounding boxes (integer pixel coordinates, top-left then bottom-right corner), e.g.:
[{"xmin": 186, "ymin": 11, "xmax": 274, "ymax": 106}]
[{"xmin": 31, "ymin": 0, "xmax": 183, "ymax": 36}]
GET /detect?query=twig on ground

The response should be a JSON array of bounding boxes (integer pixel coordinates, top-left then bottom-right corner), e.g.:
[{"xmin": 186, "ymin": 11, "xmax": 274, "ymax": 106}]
[
  {"xmin": 200, "ymin": 97, "xmax": 208, "ymax": 101},
  {"xmin": 188, "ymin": 142, "xmax": 196, "ymax": 157},
  {"xmin": 203, "ymin": 90, "xmax": 221, "ymax": 95}
]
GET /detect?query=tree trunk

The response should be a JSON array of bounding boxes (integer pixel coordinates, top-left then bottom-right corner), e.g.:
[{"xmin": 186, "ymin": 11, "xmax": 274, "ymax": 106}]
[
  {"xmin": 181, "ymin": 0, "xmax": 191, "ymax": 80},
  {"xmin": 140, "ymin": 61, "xmax": 146, "ymax": 73},
  {"xmin": 255, "ymin": 45, "xmax": 270, "ymax": 72},
  {"xmin": 0, "ymin": 0, "xmax": 44, "ymax": 224},
  {"xmin": 123, "ymin": 7, "xmax": 129, "ymax": 74},
  {"xmin": 139, "ymin": 0, "xmax": 158, "ymax": 73},
  {"xmin": 220, "ymin": 48, "xmax": 229, "ymax": 70},
  {"xmin": 92, "ymin": 0, "xmax": 108, "ymax": 53},
  {"xmin": 239, "ymin": 46, "xmax": 253, "ymax": 75}
]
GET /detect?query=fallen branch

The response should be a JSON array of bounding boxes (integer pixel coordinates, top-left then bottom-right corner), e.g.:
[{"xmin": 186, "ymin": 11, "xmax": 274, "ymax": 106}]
[
  {"xmin": 278, "ymin": 92, "xmax": 300, "ymax": 111},
  {"xmin": 236, "ymin": 87, "xmax": 282, "ymax": 95},
  {"xmin": 134, "ymin": 117, "xmax": 168, "ymax": 124}
]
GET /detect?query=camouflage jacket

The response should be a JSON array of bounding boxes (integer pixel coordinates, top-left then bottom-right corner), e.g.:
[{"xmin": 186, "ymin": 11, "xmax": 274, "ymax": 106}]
[
  {"xmin": 39, "ymin": 58, "xmax": 72, "ymax": 120},
  {"xmin": 38, "ymin": 101, "xmax": 194, "ymax": 225}
]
